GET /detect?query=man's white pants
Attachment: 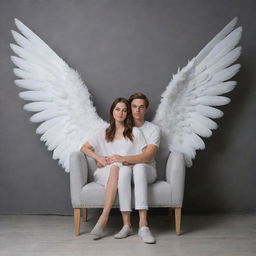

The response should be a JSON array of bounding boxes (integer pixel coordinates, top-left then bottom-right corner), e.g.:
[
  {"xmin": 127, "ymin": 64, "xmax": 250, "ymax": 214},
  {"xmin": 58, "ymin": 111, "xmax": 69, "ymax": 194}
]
[{"xmin": 118, "ymin": 163, "xmax": 157, "ymax": 212}]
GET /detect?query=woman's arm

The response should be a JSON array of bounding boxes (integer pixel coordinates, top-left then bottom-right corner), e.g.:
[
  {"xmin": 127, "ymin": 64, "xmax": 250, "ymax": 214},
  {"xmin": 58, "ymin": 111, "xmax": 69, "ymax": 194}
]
[
  {"xmin": 109, "ymin": 144, "xmax": 158, "ymax": 165},
  {"xmin": 80, "ymin": 142, "xmax": 108, "ymax": 167}
]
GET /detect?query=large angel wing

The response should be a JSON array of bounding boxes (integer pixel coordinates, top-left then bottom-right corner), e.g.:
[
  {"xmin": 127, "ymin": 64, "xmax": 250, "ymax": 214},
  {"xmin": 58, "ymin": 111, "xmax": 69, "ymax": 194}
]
[
  {"xmin": 10, "ymin": 18, "xmax": 108, "ymax": 172},
  {"xmin": 153, "ymin": 17, "xmax": 242, "ymax": 167}
]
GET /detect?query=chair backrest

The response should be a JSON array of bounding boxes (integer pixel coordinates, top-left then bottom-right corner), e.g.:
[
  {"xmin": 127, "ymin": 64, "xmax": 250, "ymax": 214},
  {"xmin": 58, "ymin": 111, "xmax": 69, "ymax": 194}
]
[
  {"xmin": 154, "ymin": 134, "xmax": 170, "ymax": 180},
  {"xmin": 85, "ymin": 133, "xmax": 170, "ymax": 182}
]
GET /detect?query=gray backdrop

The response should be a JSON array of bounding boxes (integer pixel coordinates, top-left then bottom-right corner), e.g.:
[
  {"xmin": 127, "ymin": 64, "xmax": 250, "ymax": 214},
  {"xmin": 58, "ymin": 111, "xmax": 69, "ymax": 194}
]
[{"xmin": 0, "ymin": 0, "xmax": 255, "ymax": 214}]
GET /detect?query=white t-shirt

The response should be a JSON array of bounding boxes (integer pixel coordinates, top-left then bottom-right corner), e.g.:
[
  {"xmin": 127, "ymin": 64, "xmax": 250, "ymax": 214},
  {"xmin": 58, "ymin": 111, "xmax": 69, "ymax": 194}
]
[
  {"xmin": 87, "ymin": 127, "xmax": 147, "ymax": 159},
  {"xmin": 138, "ymin": 121, "xmax": 161, "ymax": 167}
]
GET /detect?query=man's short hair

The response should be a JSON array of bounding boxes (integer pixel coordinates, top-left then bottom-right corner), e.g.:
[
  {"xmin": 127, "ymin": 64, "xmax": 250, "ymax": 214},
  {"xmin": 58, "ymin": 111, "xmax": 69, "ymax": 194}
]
[{"xmin": 129, "ymin": 92, "xmax": 149, "ymax": 108}]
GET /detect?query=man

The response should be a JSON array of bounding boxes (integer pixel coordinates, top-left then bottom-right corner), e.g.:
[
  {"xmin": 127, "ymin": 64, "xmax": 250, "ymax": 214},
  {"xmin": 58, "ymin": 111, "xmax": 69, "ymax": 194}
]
[{"xmin": 108, "ymin": 93, "xmax": 160, "ymax": 244}]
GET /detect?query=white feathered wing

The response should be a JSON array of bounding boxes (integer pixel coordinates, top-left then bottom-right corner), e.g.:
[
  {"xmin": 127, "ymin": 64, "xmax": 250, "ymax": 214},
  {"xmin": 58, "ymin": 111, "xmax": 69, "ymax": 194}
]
[
  {"xmin": 153, "ymin": 17, "xmax": 242, "ymax": 167},
  {"xmin": 10, "ymin": 18, "xmax": 108, "ymax": 172}
]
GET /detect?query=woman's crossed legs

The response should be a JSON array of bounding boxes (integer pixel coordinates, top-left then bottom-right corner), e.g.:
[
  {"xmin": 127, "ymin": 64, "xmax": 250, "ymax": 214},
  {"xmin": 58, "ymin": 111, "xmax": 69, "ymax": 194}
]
[{"xmin": 90, "ymin": 164, "xmax": 120, "ymax": 239}]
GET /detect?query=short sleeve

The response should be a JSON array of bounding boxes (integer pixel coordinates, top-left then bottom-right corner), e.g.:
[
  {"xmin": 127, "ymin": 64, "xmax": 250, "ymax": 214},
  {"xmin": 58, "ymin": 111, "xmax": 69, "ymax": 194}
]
[
  {"xmin": 87, "ymin": 135, "xmax": 99, "ymax": 151},
  {"xmin": 133, "ymin": 127, "xmax": 147, "ymax": 152},
  {"xmin": 87, "ymin": 129, "xmax": 104, "ymax": 152},
  {"xmin": 147, "ymin": 126, "xmax": 161, "ymax": 147}
]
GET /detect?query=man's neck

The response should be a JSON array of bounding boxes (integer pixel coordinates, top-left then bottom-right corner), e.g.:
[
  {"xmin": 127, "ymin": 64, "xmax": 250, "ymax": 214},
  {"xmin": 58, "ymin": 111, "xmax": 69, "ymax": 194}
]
[{"xmin": 134, "ymin": 119, "xmax": 145, "ymax": 127}]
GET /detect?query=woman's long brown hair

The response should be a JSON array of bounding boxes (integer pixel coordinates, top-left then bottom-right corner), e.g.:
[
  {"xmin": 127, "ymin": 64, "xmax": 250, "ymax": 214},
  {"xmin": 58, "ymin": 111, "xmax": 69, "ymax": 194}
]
[{"xmin": 105, "ymin": 97, "xmax": 134, "ymax": 142}]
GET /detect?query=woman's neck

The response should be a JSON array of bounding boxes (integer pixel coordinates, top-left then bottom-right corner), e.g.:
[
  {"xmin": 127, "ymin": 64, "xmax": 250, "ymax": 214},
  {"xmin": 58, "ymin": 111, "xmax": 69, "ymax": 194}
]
[
  {"xmin": 114, "ymin": 121, "xmax": 125, "ymax": 140},
  {"xmin": 115, "ymin": 121, "xmax": 125, "ymax": 130}
]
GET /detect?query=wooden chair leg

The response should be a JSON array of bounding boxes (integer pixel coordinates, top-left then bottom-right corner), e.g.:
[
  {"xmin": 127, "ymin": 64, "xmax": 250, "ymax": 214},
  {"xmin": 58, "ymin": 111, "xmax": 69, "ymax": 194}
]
[
  {"xmin": 74, "ymin": 208, "xmax": 81, "ymax": 236},
  {"xmin": 82, "ymin": 208, "xmax": 88, "ymax": 222},
  {"xmin": 175, "ymin": 207, "xmax": 181, "ymax": 235}
]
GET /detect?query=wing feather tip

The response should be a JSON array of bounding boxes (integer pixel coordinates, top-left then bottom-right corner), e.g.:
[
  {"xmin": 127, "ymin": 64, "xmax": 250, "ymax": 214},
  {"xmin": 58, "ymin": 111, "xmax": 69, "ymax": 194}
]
[
  {"xmin": 231, "ymin": 16, "xmax": 238, "ymax": 25},
  {"xmin": 10, "ymin": 56, "xmax": 16, "ymax": 64},
  {"xmin": 9, "ymin": 43, "xmax": 16, "ymax": 51},
  {"xmin": 14, "ymin": 18, "xmax": 22, "ymax": 28},
  {"xmin": 11, "ymin": 30, "xmax": 16, "ymax": 37},
  {"xmin": 64, "ymin": 168, "xmax": 70, "ymax": 173}
]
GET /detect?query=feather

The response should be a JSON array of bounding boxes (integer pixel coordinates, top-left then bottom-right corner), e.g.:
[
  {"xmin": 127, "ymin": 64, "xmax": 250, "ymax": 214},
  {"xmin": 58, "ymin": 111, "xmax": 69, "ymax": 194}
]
[
  {"xmin": 153, "ymin": 18, "xmax": 242, "ymax": 167},
  {"xmin": 36, "ymin": 117, "xmax": 64, "ymax": 134},
  {"xmin": 11, "ymin": 18, "xmax": 107, "ymax": 172}
]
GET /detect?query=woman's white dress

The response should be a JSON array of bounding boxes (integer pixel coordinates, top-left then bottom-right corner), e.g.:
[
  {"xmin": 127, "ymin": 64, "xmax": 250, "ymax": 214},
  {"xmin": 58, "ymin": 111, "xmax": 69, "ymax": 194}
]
[{"xmin": 87, "ymin": 127, "xmax": 147, "ymax": 186}]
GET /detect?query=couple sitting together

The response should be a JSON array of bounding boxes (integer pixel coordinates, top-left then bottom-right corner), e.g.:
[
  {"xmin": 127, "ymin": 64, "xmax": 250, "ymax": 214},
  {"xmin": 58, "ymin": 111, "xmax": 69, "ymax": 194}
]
[{"xmin": 80, "ymin": 92, "xmax": 160, "ymax": 244}]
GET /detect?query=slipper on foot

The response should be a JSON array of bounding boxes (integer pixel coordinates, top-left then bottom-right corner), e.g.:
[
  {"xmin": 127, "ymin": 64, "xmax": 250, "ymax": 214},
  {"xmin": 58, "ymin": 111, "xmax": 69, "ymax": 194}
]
[
  {"xmin": 90, "ymin": 222, "xmax": 106, "ymax": 240},
  {"xmin": 138, "ymin": 226, "xmax": 156, "ymax": 244},
  {"xmin": 114, "ymin": 225, "xmax": 133, "ymax": 239}
]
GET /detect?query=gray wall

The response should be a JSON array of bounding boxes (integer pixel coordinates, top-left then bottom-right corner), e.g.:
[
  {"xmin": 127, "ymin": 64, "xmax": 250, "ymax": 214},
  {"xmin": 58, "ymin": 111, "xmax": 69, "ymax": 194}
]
[{"xmin": 0, "ymin": 0, "xmax": 255, "ymax": 214}]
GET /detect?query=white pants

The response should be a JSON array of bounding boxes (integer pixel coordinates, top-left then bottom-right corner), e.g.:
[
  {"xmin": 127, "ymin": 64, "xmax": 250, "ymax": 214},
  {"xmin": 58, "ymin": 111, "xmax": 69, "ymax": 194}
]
[
  {"xmin": 94, "ymin": 163, "xmax": 157, "ymax": 211},
  {"xmin": 118, "ymin": 163, "xmax": 157, "ymax": 211}
]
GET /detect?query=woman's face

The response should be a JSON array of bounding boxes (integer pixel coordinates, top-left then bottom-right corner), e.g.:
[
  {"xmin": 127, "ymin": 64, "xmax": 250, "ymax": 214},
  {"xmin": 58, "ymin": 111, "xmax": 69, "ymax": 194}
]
[{"xmin": 113, "ymin": 102, "xmax": 128, "ymax": 122}]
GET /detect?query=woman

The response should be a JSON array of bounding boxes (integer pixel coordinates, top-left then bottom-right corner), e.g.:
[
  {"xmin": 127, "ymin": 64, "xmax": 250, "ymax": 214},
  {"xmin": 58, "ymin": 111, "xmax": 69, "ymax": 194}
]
[{"xmin": 80, "ymin": 97, "xmax": 147, "ymax": 239}]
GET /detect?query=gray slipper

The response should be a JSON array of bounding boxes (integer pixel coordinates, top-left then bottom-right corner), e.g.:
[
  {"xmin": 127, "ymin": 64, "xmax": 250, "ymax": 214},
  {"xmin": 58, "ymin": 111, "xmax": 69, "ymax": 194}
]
[
  {"xmin": 90, "ymin": 222, "xmax": 105, "ymax": 240},
  {"xmin": 138, "ymin": 226, "xmax": 156, "ymax": 244},
  {"xmin": 114, "ymin": 225, "xmax": 133, "ymax": 239}
]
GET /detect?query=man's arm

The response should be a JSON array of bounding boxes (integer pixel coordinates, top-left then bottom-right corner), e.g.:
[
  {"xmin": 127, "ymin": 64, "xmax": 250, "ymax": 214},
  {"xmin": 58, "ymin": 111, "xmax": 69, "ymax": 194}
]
[{"xmin": 110, "ymin": 144, "xmax": 158, "ymax": 165}]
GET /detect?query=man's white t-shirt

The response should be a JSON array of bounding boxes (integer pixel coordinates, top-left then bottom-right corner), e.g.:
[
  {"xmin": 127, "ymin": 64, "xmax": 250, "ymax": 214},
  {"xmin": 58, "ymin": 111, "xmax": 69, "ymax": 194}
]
[{"xmin": 138, "ymin": 121, "xmax": 161, "ymax": 168}]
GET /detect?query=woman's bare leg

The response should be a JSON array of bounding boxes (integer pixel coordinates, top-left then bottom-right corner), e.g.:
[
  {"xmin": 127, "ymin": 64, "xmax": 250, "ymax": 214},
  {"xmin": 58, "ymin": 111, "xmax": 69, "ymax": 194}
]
[{"xmin": 98, "ymin": 165, "xmax": 119, "ymax": 227}]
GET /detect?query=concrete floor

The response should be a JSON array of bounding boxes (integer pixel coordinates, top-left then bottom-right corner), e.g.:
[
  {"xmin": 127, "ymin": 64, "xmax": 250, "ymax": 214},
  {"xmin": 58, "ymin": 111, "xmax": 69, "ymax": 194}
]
[{"xmin": 0, "ymin": 213, "xmax": 255, "ymax": 256}]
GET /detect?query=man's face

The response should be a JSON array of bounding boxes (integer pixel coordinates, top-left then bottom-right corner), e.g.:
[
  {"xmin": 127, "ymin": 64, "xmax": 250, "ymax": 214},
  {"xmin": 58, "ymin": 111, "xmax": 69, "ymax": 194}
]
[{"xmin": 131, "ymin": 99, "xmax": 147, "ymax": 121}]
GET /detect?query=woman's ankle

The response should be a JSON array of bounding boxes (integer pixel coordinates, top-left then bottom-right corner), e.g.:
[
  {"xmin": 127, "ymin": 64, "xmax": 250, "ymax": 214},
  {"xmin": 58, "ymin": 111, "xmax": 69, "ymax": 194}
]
[{"xmin": 98, "ymin": 215, "xmax": 108, "ymax": 227}]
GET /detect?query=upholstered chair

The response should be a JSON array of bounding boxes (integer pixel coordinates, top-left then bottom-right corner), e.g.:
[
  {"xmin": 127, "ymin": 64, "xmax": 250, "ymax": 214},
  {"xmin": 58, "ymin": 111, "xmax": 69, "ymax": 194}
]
[{"xmin": 69, "ymin": 145, "xmax": 186, "ymax": 236}]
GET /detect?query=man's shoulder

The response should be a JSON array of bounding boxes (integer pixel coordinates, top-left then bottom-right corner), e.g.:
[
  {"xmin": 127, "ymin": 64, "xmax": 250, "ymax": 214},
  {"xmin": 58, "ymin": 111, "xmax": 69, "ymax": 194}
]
[
  {"xmin": 132, "ymin": 126, "xmax": 142, "ymax": 135},
  {"xmin": 144, "ymin": 121, "xmax": 161, "ymax": 133},
  {"xmin": 141, "ymin": 121, "xmax": 160, "ymax": 147}
]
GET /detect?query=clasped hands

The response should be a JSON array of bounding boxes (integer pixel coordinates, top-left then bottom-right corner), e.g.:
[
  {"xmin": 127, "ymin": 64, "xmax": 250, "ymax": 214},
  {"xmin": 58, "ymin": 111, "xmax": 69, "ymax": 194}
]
[{"xmin": 96, "ymin": 155, "xmax": 123, "ymax": 168}]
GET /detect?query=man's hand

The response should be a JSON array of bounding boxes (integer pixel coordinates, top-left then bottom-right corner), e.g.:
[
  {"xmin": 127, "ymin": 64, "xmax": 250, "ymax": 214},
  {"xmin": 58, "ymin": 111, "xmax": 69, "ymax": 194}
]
[{"xmin": 108, "ymin": 155, "xmax": 124, "ymax": 164}]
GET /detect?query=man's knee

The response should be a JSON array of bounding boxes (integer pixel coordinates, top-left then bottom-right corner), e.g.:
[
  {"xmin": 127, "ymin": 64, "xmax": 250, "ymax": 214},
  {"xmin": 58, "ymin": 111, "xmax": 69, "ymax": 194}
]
[
  {"xmin": 120, "ymin": 166, "xmax": 132, "ymax": 176},
  {"xmin": 133, "ymin": 164, "xmax": 147, "ymax": 182},
  {"xmin": 133, "ymin": 164, "xmax": 147, "ymax": 176},
  {"xmin": 133, "ymin": 163, "xmax": 146, "ymax": 171},
  {"xmin": 118, "ymin": 167, "xmax": 132, "ymax": 184}
]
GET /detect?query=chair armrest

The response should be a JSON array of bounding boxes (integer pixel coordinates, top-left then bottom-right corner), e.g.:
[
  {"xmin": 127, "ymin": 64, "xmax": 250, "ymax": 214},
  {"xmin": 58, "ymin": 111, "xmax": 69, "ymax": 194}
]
[
  {"xmin": 166, "ymin": 152, "xmax": 186, "ymax": 206},
  {"xmin": 69, "ymin": 151, "xmax": 89, "ymax": 206}
]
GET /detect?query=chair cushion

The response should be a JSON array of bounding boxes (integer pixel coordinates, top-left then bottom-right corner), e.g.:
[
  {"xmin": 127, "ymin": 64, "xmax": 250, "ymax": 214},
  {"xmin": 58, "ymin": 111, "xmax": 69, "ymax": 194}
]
[{"xmin": 79, "ymin": 180, "xmax": 172, "ymax": 208}]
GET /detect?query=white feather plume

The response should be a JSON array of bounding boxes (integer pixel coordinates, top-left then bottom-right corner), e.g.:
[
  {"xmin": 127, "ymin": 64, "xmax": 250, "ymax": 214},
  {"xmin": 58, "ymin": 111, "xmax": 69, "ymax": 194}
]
[
  {"xmin": 10, "ymin": 18, "xmax": 107, "ymax": 172},
  {"xmin": 153, "ymin": 17, "xmax": 242, "ymax": 167}
]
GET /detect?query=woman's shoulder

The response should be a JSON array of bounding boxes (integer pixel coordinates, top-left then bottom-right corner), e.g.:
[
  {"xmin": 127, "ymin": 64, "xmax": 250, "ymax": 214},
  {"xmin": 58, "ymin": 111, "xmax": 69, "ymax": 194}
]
[{"xmin": 93, "ymin": 127, "xmax": 106, "ymax": 139}]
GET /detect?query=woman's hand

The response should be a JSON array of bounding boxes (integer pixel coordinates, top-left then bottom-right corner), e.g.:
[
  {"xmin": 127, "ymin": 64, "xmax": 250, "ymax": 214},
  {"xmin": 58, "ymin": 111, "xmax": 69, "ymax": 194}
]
[
  {"xmin": 108, "ymin": 155, "xmax": 124, "ymax": 163},
  {"xmin": 96, "ymin": 161, "xmax": 105, "ymax": 168},
  {"xmin": 96, "ymin": 156, "xmax": 108, "ymax": 167}
]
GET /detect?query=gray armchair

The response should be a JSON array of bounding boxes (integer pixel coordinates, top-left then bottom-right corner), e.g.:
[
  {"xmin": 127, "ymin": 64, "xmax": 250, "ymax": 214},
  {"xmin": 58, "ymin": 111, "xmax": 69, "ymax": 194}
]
[{"xmin": 69, "ymin": 148, "xmax": 186, "ymax": 236}]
